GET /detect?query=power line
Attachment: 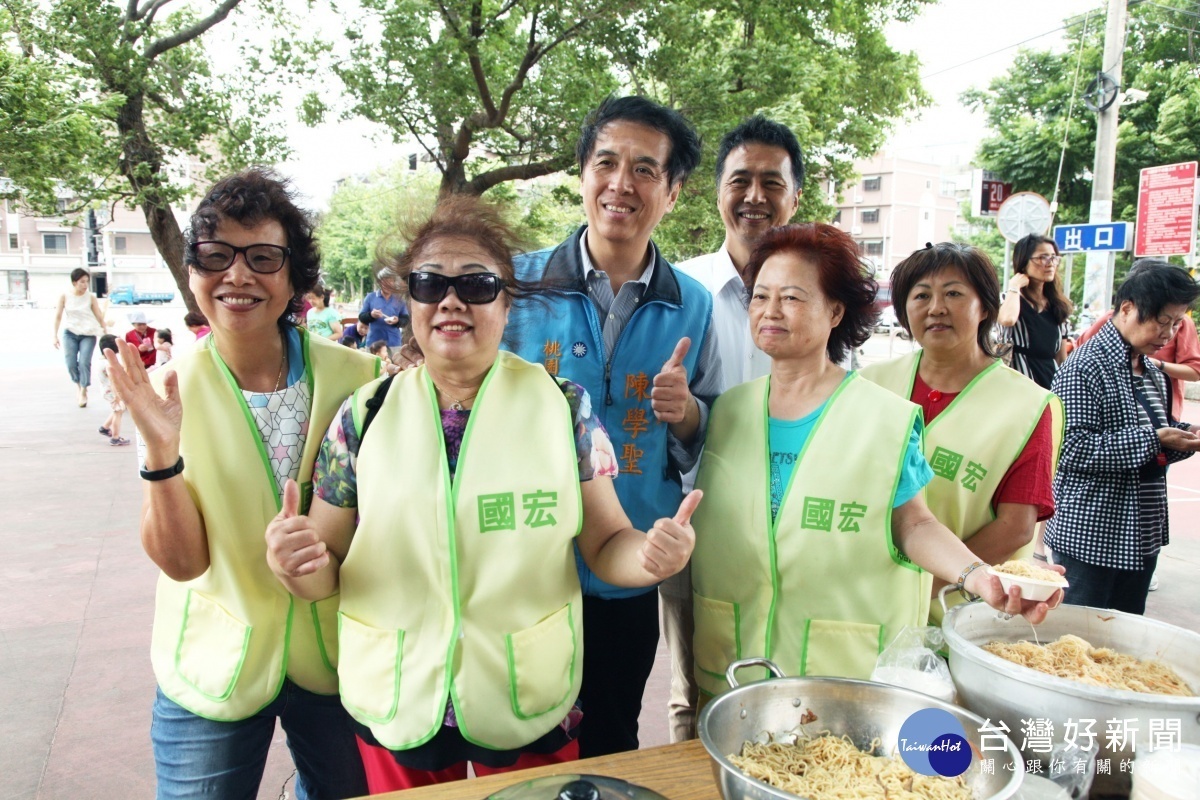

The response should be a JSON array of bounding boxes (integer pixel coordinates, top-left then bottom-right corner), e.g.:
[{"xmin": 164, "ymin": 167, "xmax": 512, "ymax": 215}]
[{"xmin": 921, "ymin": 24, "xmax": 1077, "ymax": 79}]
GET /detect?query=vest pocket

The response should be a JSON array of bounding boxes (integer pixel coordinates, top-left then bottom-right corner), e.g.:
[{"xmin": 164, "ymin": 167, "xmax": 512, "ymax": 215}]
[
  {"xmin": 337, "ymin": 612, "xmax": 403, "ymax": 724},
  {"xmin": 802, "ymin": 619, "xmax": 882, "ymax": 679},
  {"xmin": 693, "ymin": 592, "xmax": 739, "ymax": 681},
  {"xmin": 174, "ymin": 590, "xmax": 252, "ymax": 702},
  {"xmin": 505, "ymin": 603, "xmax": 577, "ymax": 719},
  {"xmin": 310, "ymin": 594, "xmax": 340, "ymax": 673}
]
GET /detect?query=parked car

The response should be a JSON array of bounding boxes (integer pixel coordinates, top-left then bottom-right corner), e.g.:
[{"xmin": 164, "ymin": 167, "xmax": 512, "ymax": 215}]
[{"xmin": 108, "ymin": 285, "xmax": 175, "ymax": 305}]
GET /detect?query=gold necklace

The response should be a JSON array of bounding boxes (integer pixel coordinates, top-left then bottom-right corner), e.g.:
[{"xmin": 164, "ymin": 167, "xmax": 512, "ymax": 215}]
[
  {"xmin": 212, "ymin": 335, "xmax": 286, "ymax": 392},
  {"xmin": 273, "ymin": 348, "xmax": 287, "ymax": 392},
  {"xmin": 434, "ymin": 383, "xmax": 479, "ymax": 411}
]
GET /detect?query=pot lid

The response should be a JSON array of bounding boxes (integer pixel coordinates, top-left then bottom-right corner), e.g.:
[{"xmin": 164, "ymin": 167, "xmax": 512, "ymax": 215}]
[{"xmin": 486, "ymin": 774, "xmax": 669, "ymax": 800}]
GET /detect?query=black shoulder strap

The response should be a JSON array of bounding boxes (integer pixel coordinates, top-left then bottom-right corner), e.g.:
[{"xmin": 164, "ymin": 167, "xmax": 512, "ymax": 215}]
[{"xmin": 360, "ymin": 375, "xmax": 396, "ymax": 441}]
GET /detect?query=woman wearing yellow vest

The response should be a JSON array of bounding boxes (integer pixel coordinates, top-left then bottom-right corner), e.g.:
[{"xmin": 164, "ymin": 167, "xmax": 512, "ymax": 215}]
[
  {"xmin": 690, "ymin": 223, "xmax": 1062, "ymax": 702},
  {"xmin": 264, "ymin": 196, "xmax": 700, "ymax": 793},
  {"xmin": 105, "ymin": 170, "xmax": 379, "ymax": 799},
  {"xmin": 861, "ymin": 243, "xmax": 1064, "ymax": 623}
]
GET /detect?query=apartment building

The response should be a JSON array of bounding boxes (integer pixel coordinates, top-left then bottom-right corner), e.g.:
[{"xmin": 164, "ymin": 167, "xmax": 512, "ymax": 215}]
[
  {"xmin": 0, "ymin": 195, "xmax": 188, "ymax": 306},
  {"xmin": 829, "ymin": 154, "xmax": 960, "ymax": 276}
]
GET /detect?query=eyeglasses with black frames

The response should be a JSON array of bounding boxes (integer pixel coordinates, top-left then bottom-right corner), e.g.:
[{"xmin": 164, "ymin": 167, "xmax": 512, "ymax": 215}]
[
  {"xmin": 190, "ymin": 241, "xmax": 291, "ymax": 274},
  {"xmin": 407, "ymin": 271, "xmax": 505, "ymax": 305}
]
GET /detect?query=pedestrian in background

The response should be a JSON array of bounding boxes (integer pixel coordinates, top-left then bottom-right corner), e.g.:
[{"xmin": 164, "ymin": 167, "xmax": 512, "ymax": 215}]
[
  {"xmin": 1047, "ymin": 262, "xmax": 1200, "ymax": 614},
  {"xmin": 52, "ymin": 267, "xmax": 106, "ymax": 407},
  {"xmin": 998, "ymin": 234, "xmax": 1073, "ymax": 389},
  {"xmin": 97, "ymin": 334, "xmax": 130, "ymax": 446},
  {"xmin": 153, "ymin": 329, "xmax": 173, "ymax": 368},
  {"xmin": 124, "ymin": 310, "xmax": 157, "ymax": 369},
  {"xmin": 183, "ymin": 311, "xmax": 210, "ymax": 341},
  {"xmin": 340, "ymin": 319, "xmax": 369, "ymax": 349},
  {"xmin": 306, "ymin": 285, "xmax": 344, "ymax": 340},
  {"xmin": 359, "ymin": 274, "xmax": 409, "ymax": 357}
]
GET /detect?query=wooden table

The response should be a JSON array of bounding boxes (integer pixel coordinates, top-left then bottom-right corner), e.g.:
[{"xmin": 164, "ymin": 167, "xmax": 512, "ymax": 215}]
[{"xmin": 373, "ymin": 740, "xmax": 722, "ymax": 800}]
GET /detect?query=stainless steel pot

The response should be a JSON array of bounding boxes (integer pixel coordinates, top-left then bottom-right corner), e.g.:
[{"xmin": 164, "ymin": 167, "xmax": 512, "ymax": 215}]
[
  {"xmin": 942, "ymin": 602, "xmax": 1200, "ymax": 796},
  {"xmin": 698, "ymin": 657, "xmax": 1024, "ymax": 800},
  {"xmin": 486, "ymin": 774, "xmax": 669, "ymax": 800}
]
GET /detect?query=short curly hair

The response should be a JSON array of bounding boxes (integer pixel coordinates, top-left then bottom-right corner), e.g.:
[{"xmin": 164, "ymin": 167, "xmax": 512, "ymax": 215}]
[
  {"xmin": 186, "ymin": 168, "xmax": 320, "ymax": 324},
  {"xmin": 743, "ymin": 223, "xmax": 878, "ymax": 365}
]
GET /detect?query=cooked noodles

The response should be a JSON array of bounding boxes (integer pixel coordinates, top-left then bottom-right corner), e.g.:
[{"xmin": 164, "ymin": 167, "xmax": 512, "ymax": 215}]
[
  {"xmin": 729, "ymin": 734, "xmax": 972, "ymax": 800},
  {"xmin": 992, "ymin": 560, "xmax": 1066, "ymax": 583},
  {"xmin": 984, "ymin": 634, "xmax": 1193, "ymax": 696}
]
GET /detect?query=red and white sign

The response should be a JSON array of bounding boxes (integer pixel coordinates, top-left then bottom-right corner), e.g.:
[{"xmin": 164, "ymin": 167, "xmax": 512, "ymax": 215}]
[
  {"xmin": 1135, "ymin": 161, "xmax": 1198, "ymax": 257},
  {"xmin": 981, "ymin": 180, "xmax": 1013, "ymax": 216}
]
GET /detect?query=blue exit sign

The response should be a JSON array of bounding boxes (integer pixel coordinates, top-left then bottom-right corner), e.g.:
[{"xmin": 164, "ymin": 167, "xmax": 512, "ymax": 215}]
[{"xmin": 1053, "ymin": 222, "xmax": 1133, "ymax": 252}]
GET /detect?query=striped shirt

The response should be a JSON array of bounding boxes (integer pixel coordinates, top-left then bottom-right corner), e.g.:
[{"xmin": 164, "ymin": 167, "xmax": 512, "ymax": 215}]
[{"xmin": 1006, "ymin": 295, "xmax": 1070, "ymax": 389}]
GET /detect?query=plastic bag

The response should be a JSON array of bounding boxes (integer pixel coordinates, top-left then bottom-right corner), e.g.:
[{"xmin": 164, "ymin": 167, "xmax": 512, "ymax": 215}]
[{"xmin": 870, "ymin": 626, "xmax": 957, "ymax": 703}]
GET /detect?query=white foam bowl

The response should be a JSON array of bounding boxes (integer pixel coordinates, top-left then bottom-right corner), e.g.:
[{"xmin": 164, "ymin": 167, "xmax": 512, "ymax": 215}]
[{"xmin": 987, "ymin": 566, "xmax": 1068, "ymax": 603}]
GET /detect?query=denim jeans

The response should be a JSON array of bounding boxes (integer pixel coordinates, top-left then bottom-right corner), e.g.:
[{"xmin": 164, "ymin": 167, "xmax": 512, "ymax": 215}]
[
  {"xmin": 62, "ymin": 329, "xmax": 96, "ymax": 387},
  {"xmin": 151, "ymin": 680, "xmax": 367, "ymax": 800},
  {"xmin": 1056, "ymin": 551, "xmax": 1159, "ymax": 615}
]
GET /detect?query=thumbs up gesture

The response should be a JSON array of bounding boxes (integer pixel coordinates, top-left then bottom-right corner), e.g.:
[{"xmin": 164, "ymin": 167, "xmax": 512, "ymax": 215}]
[
  {"xmin": 265, "ymin": 479, "xmax": 330, "ymax": 578},
  {"xmin": 638, "ymin": 490, "xmax": 702, "ymax": 580},
  {"xmin": 652, "ymin": 337, "xmax": 694, "ymax": 424}
]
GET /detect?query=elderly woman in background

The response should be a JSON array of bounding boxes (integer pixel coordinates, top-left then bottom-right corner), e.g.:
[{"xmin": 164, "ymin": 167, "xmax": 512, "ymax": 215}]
[
  {"xmin": 53, "ymin": 267, "xmax": 107, "ymax": 406},
  {"xmin": 106, "ymin": 169, "xmax": 378, "ymax": 799},
  {"xmin": 265, "ymin": 196, "xmax": 700, "ymax": 792},
  {"xmin": 862, "ymin": 243, "xmax": 1063, "ymax": 622},
  {"xmin": 689, "ymin": 223, "xmax": 1060, "ymax": 700},
  {"xmin": 1048, "ymin": 262, "xmax": 1200, "ymax": 614},
  {"xmin": 998, "ymin": 233, "xmax": 1073, "ymax": 389}
]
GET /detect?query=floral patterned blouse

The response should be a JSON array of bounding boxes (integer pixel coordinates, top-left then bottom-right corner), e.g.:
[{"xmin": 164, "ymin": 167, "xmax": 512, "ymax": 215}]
[{"xmin": 314, "ymin": 377, "xmax": 618, "ymax": 508}]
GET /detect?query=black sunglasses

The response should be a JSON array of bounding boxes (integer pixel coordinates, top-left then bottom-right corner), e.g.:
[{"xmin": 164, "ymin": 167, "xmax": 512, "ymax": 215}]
[
  {"xmin": 407, "ymin": 271, "xmax": 505, "ymax": 305},
  {"xmin": 190, "ymin": 241, "xmax": 291, "ymax": 274}
]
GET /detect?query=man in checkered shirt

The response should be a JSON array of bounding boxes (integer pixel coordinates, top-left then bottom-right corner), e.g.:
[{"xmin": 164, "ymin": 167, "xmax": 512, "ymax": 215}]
[{"xmin": 1046, "ymin": 261, "xmax": 1200, "ymax": 614}]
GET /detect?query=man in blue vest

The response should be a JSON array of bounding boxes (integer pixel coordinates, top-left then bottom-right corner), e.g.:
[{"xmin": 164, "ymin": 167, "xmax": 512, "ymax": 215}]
[{"xmin": 507, "ymin": 96, "xmax": 720, "ymax": 757}]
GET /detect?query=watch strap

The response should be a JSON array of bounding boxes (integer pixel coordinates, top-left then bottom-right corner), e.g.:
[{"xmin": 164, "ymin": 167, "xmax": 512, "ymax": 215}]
[{"xmin": 141, "ymin": 456, "xmax": 184, "ymax": 482}]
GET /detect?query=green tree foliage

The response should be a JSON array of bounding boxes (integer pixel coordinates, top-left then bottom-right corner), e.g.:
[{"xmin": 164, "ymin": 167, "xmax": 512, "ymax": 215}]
[
  {"xmin": 323, "ymin": 0, "xmax": 633, "ymax": 198},
  {"xmin": 634, "ymin": 0, "xmax": 932, "ymax": 259},
  {"xmin": 962, "ymin": 0, "xmax": 1200, "ymax": 232},
  {"xmin": 1, "ymin": 0, "xmax": 302, "ymax": 311},
  {"xmin": 317, "ymin": 167, "xmax": 440, "ymax": 297},
  {"xmin": 320, "ymin": 0, "xmax": 933, "ymax": 260}
]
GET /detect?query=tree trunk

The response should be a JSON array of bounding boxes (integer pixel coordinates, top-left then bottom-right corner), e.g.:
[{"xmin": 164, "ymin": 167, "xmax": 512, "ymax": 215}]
[{"xmin": 115, "ymin": 92, "xmax": 199, "ymax": 314}]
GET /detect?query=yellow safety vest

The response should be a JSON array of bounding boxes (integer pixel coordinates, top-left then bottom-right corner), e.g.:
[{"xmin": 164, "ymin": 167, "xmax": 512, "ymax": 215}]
[
  {"xmin": 861, "ymin": 353, "xmax": 1063, "ymax": 622},
  {"xmin": 150, "ymin": 331, "xmax": 380, "ymax": 721},
  {"xmin": 691, "ymin": 373, "xmax": 927, "ymax": 696},
  {"xmin": 337, "ymin": 350, "xmax": 584, "ymax": 751}
]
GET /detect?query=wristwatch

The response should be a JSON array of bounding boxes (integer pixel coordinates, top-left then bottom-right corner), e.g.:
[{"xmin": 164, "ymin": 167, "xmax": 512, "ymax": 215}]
[{"xmin": 141, "ymin": 456, "xmax": 184, "ymax": 482}]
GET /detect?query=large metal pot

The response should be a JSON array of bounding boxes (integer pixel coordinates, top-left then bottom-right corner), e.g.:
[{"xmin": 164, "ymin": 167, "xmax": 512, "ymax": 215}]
[
  {"xmin": 942, "ymin": 602, "xmax": 1200, "ymax": 796},
  {"xmin": 698, "ymin": 657, "xmax": 1024, "ymax": 800}
]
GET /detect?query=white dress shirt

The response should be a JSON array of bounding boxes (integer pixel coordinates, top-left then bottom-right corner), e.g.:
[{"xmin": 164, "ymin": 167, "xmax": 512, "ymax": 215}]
[{"xmin": 675, "ymin": 245, "xmax": 771, "ymax": 394}]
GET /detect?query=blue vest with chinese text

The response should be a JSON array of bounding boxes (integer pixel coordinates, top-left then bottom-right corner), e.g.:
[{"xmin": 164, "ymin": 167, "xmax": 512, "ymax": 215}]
[{"xmin": 508, "ymin": 226, "xmax": 713, "ymax": 599}]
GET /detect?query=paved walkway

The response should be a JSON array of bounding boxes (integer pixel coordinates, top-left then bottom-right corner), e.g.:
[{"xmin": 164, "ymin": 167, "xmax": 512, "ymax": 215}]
[{"xmin": 2, "ymin": 306, "xmax": 1197, "ymax": 799}]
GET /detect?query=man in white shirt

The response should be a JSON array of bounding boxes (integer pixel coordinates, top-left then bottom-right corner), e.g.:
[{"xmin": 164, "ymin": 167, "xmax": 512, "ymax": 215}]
[{"xmin": 664, "ymin": 116, "xmax": 804, "ymax": 742}]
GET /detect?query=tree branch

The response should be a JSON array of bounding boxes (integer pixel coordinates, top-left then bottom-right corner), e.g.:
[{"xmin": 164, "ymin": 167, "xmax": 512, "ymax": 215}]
[
  {"xmin": 145, "ymin": 88, "xmax": 183, "ymax": 116},
  {"xmin": 140, "ymin": 0, "xmax": 177, "ymax": 28},
  {"xmin": 468, "ymin": 0, "xmax": 497, "ymax": 118},
  {"xmin": 466, "ymin": 157, "xmax": 572, "ymax": 195},
  {"xmin": 144, "ymin": 0, "xmax": 242, "ymax": 60},
  {"xmin": 483, "ymin": 0, "xmax": 521, "ymax": 33},
  {"xmin": 436, "ymin": 0, "xmax": 463, "ymax": 38},
  {"xmin": 492, "ymin": 10, "xmax": 542, "ymax": 125}
]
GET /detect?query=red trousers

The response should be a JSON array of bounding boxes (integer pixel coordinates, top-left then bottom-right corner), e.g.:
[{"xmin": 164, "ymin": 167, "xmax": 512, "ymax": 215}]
[{"xmin": 356, "ymin": 736, "xmax": 580, "ymax": 792}]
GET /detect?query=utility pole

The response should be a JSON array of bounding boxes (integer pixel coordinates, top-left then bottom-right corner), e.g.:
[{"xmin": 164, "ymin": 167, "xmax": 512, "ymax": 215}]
[{"xmin": 1083, "ymin": 0, "xmax": 1129, "ymax": 315}]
